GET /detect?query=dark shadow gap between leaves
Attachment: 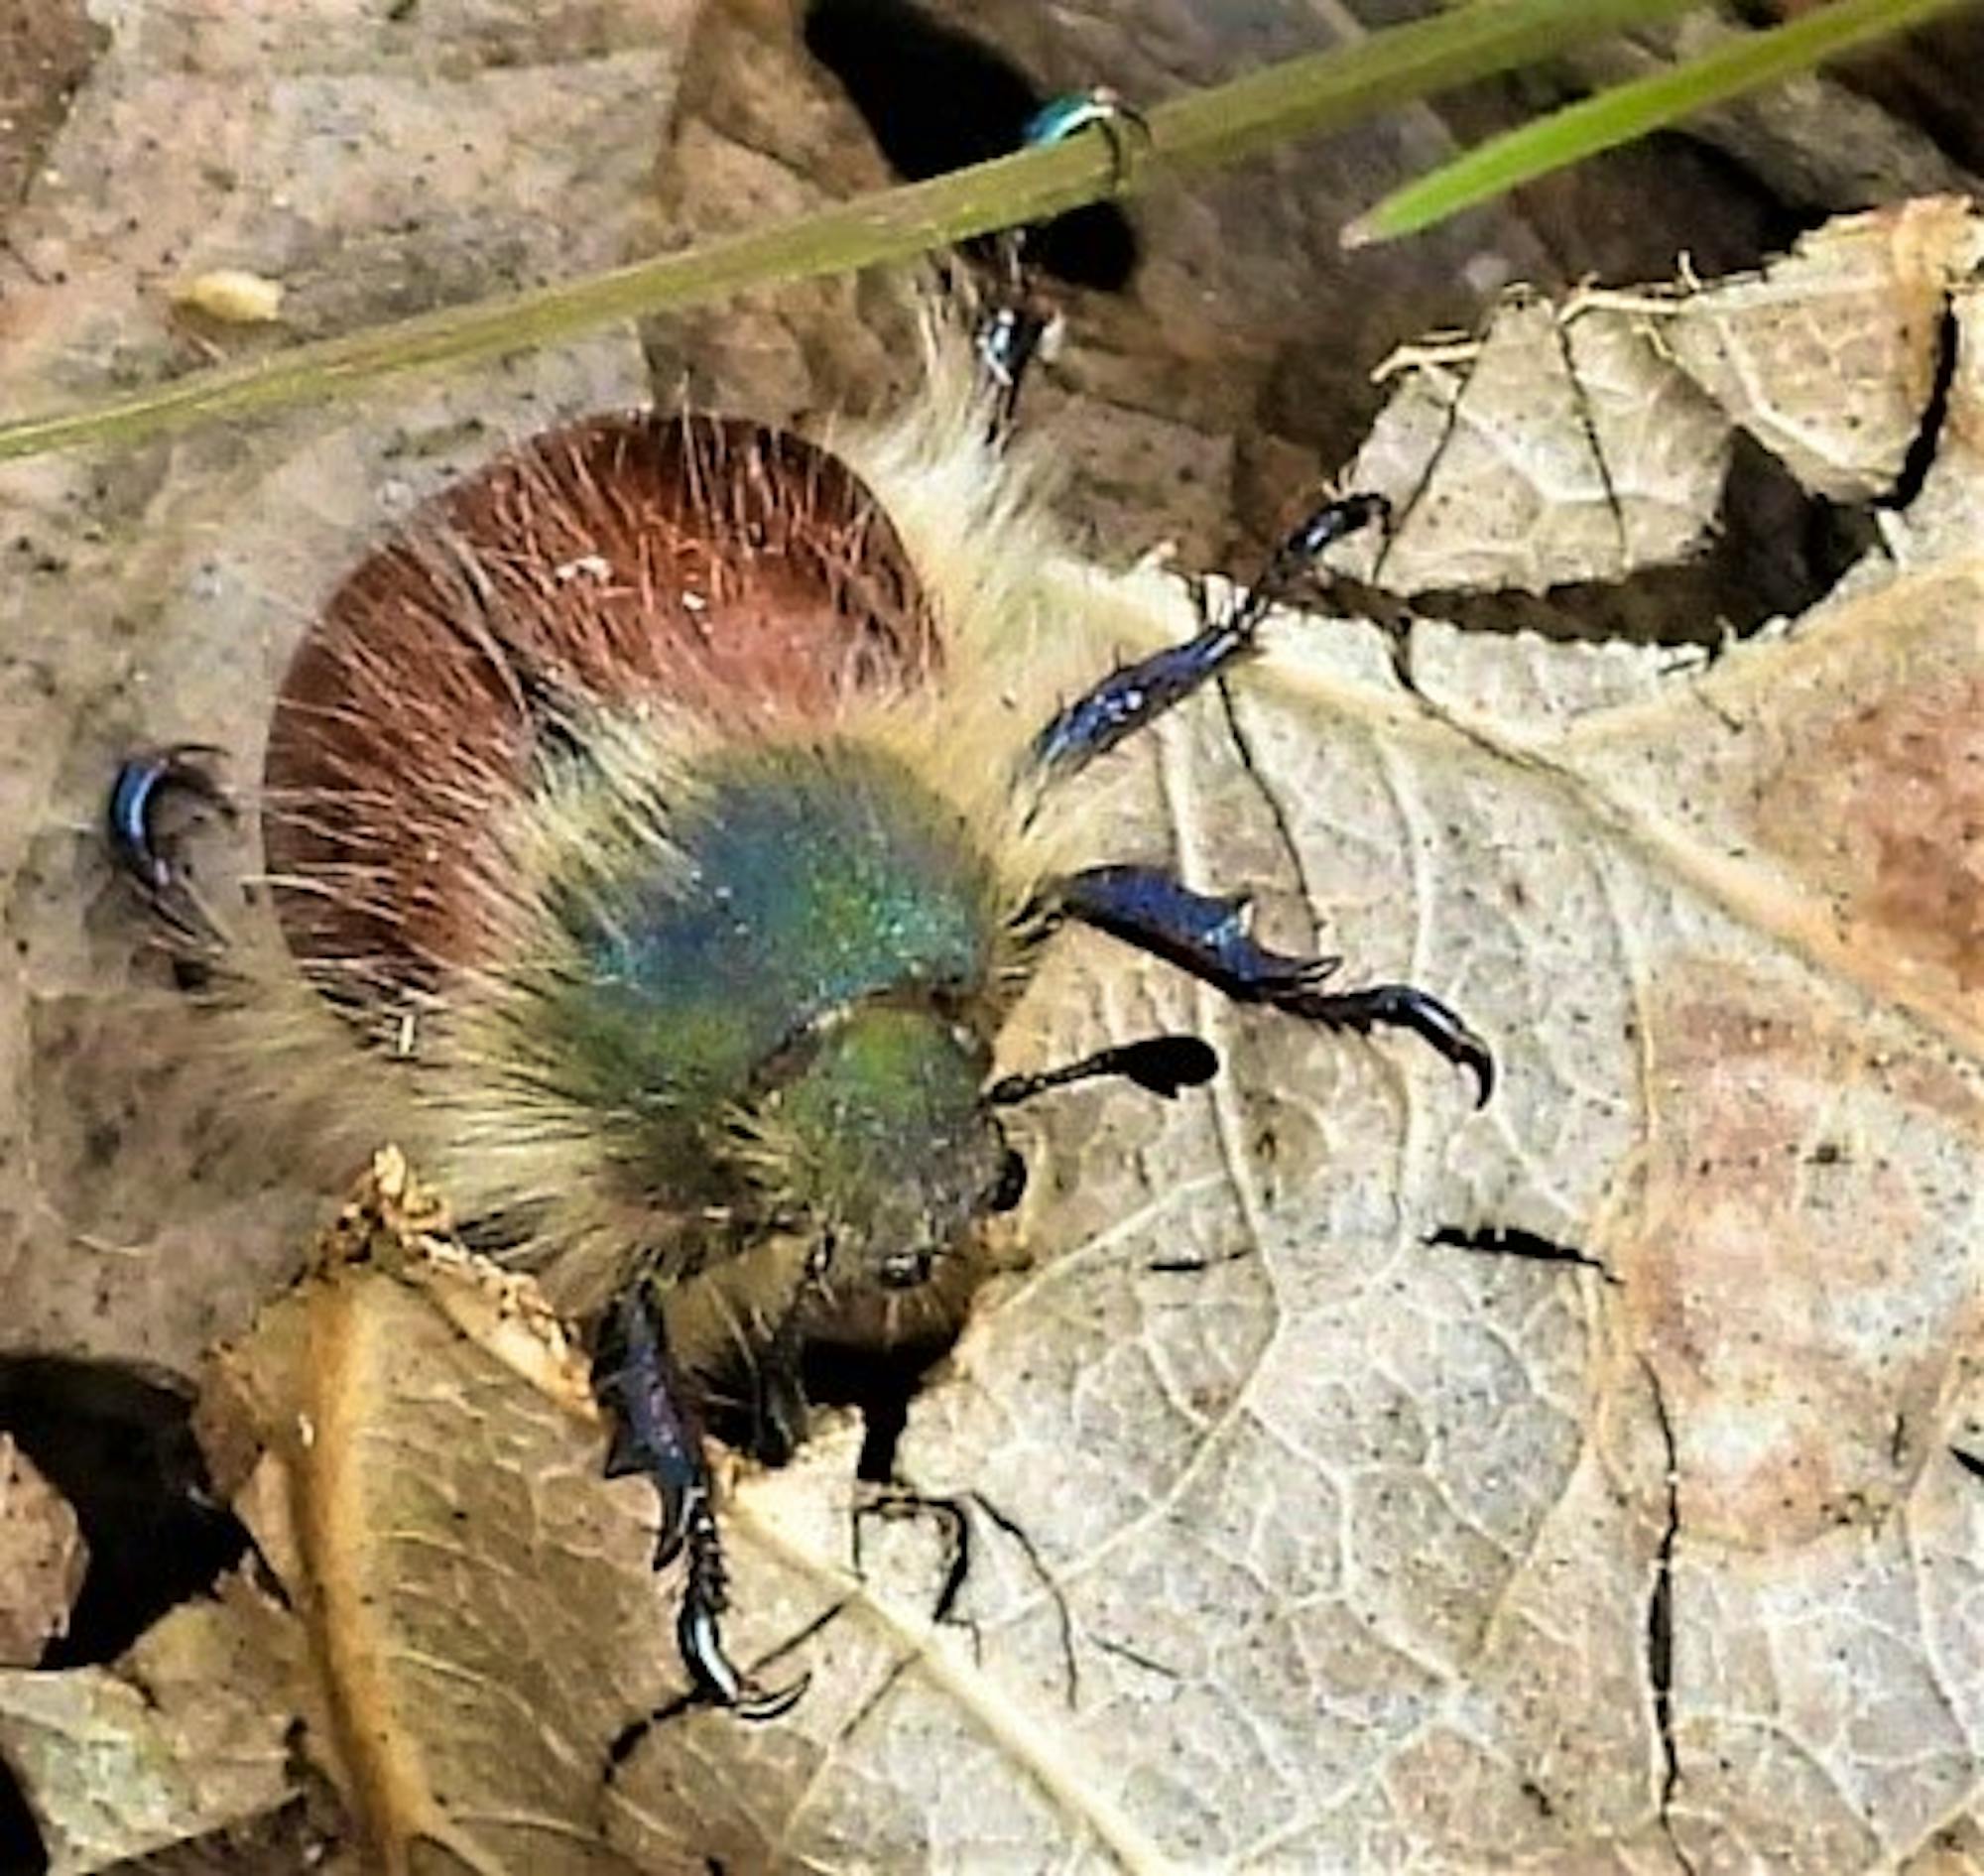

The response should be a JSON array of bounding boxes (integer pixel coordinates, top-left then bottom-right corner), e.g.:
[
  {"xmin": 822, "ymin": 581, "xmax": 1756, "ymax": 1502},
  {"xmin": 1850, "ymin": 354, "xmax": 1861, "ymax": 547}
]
[
  {"xmin": 1386, "ymin": 432, "xmax": 1879, "ymax": 649},
  {"xmin": 0, "ymin": 1356, "xmax": 248, "ymax": 1669},
  {"xmin": 696, "ymin": 1331, "xmax": 958, "ymax": 1483},
  {"xmin": 0, "ymin": 1756, "xmax": 47, "ymax": 1876},
  {"xmin": 802, "ymin": 0, "xmax": 1138, "ymax": 292}
]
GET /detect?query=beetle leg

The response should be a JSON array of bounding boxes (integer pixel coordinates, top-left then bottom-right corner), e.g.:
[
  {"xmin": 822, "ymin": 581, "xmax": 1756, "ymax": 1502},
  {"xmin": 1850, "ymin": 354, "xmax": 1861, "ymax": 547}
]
[
  {"xmin": 743, "ymin": 1228, "xmax": 843, "ymax": 1465},
  {"xmin": 1021, "ymin": 86, "xmax": 1153, "ymax": 192},
  {"xmin": 106, "ymin": 744, "xmax": 236, "ymax": 938},
  {"xmin": 1025, "ymin": 494, "xmax": 1389, "ymax": 785},
  {"xmin": 744, "ymin": 1297, "xmax": 814, "ymax": 1468},
  {"xmin": 1056, "ymin": 862, "xmax": 1494, "ymax": 1105},
  {"xmin": 852, "ymin": 1486, "xmax": 972, "ymax": 1627},
  {"xmin": 970, "ymin": 85, "xmax": 1148, "ymax": 429},
  {"xmin": 593, "ymin": 1283, "xmax": 808, "ymax": 1720},
  {"xmin": 970, "ymin": 229, "xmax": 1057, "ymax": 433}
]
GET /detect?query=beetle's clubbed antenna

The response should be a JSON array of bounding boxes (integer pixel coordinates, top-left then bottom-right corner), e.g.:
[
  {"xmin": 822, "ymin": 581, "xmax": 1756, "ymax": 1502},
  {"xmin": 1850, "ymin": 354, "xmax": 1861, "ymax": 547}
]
[{"xmin": 986, "ymin": 1032, "xmax": 1217, "ymax": 1106}]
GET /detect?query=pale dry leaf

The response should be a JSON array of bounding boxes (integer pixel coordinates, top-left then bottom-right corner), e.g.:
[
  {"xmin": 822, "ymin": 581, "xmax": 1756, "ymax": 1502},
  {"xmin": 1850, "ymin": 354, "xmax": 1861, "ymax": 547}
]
[
  {"xmin": 1657, "ymin": 195, "xmax": 1983, "ymax": 502},
  {"xmin": 0, "ymin": 1579, "xmax": 301, "ymax": 1875},
  {"xmin": 1340, "ymin": 297, "xmax": 1734, "ymax": 595},
  {"xmin": 612, "ymin": 204, "xmax": 1984, "ymax": 1868},
  {"xmin": 1335, "ymin": 195, "xmax": 1984, "ymax": 597},
  {"xmin": 0, "ymin": 1434, "xmax": 86, "ymax": 1668},
  {"xmin": 1, "ymin": 3, "xmax": 1982, "ymax": 1871},
  {"xmin": 185, "ymin": 209, "xmax": 1984, "ymax": 1873}
]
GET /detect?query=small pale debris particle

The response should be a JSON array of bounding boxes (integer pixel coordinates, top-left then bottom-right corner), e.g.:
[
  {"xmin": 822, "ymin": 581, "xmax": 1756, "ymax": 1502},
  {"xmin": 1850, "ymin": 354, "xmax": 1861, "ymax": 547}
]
[{"xmin": 170, "ymin": 269, "xmax": 287, "ymax": 323}]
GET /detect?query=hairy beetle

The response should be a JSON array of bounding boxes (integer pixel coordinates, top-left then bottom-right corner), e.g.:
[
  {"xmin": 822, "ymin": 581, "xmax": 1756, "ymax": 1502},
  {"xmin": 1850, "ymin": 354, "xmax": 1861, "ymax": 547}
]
[{"xmin": 110, "ymin": 349, "xmax": 1490, "ymax": 1717}]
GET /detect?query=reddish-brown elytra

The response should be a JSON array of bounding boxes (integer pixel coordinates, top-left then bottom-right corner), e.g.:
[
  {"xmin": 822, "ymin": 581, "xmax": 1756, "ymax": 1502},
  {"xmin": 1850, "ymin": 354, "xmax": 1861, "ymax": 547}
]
[{"xmin": 263, "ymin": 415, "xmax": 942, "ymax": 1010}]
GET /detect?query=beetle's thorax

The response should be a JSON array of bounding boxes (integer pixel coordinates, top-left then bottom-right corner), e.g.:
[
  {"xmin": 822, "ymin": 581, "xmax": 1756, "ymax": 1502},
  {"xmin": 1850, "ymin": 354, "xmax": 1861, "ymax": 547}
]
[
  {"xmin": 417, "ymin": 727, "xmax": 1027, "ymax": 1306},
  {"xmin": 536, "ymin": 732, "xmax": 1002, "ymax": 1108}
]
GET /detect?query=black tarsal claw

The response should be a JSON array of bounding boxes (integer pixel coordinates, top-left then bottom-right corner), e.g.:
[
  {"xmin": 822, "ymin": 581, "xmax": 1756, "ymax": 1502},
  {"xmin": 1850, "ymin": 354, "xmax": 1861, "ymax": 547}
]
[
  {"xmin": 677, "ymin": 1520, "xmax": 809, "ymax": 1721},
  {"xmin": 1279, "ymin": 981, "xmax": 1495, "ymax": 1107},
  {"xmin": 650, "ymin": 1496, "xmax": 692, "ymax": 1572},
  {"xmin": 1458, "ymin": 1032, "xmax": 1496, "ymax": 1110},
  {"xmin": 1391, "ymin": 991, "xmax": 1494, "ymax": 1108},
  {"xmin": 679, "ymin": 1603, "xmax": 809, "ymax": 1722},
  {"xmin": 1258, "ymin": 954, "xmax": 1343, "ymax": 996},
  {"xmin": 107, "ymin": 744, "xmax": 235, "ymax": 904},
  {"xmin": 1363, "ymin": 989, "xmax": 1494, "ymax": 1108}
]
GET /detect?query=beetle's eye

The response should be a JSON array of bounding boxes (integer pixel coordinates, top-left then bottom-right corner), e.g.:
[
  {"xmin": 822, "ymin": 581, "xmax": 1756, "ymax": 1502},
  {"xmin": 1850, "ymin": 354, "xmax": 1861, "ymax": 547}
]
[{"xmin": 988, "ymin": 1149, "xmax": 1028, "ymax": 1214}]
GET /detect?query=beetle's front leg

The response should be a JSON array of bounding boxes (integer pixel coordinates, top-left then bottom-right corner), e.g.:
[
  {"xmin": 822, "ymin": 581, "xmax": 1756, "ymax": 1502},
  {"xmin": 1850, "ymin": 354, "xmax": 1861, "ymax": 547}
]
[
  {"xmin": 1025, "ymin": 495, "xmax": 1389, "ymax": 786},
  {"xmin": 739, "ymin": 1227, "xmax": 849, "ymax": 1466},
  {"xmin": 1057, "ymin": 863, "xmax": 1494, "ymax": 1105},
  {"xmin": 592, "ymin": 1282, "xmax": 806, "ymax": 1720}
]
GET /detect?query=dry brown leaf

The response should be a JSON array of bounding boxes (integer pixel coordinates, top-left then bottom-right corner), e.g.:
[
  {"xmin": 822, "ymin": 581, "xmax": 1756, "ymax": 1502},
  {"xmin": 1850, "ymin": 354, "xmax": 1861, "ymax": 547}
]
[
  {"xmin": 26, "ymin": 223, "xmax": 1978, "ymax": 1872},
  {"xmin": 1335, "ymin": 197, "xmax": 1984, "ymax": 595},
  {"xmin": 0, "ymin": 1436, "xmax": 86, "ymax": 1668},
  {"xmin": 193, "ymin": 1153, "xmax": 683, "ymax": 1875},
  {"xmin": 3, "ymin": 3, "xmax": 1983, "ymax": 1871},
  {"xmin": 0, "ymin": 1580, "xmax": 301, "ymax": 1874}
]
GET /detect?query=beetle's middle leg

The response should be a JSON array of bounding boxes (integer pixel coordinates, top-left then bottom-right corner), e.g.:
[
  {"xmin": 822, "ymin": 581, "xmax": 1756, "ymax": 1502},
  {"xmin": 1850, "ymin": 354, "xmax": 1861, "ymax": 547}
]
[
  {"xmin": 1055, "ymin": 863, "xmax": 1493, "ymax": 1105},
  {"xmin": 1025, "ymin": 493, "xmax": 1390, "ymax": 786},
  {"xmin": 593, "ymin": 1281, "xmax": 806, "ymax": 1720}
]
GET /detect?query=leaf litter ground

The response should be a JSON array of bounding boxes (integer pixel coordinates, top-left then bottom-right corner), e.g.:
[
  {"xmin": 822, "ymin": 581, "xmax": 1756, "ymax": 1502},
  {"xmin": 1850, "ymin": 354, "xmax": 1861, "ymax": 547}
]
[{"xmin": 1, "ymin": 4, "xmax": 1982, "ymax": 1871}]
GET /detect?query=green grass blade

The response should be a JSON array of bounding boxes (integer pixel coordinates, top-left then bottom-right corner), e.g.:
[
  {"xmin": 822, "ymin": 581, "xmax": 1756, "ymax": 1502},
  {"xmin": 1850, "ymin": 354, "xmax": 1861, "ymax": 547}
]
[
  {"xmin": 1346, "ymin": 0, "xmax": 1983, "ymax": 246},
  {"xmin": 0, "ymin": 0, "xmax": 1698, "ymax": 464}
]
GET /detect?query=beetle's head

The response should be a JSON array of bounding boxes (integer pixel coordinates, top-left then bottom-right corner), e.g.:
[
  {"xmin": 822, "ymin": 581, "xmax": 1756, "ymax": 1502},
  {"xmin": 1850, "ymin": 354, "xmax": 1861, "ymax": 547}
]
[{"xmin": 743, "ymin": 1003, "xmax": 1025, "ymax": 1296}]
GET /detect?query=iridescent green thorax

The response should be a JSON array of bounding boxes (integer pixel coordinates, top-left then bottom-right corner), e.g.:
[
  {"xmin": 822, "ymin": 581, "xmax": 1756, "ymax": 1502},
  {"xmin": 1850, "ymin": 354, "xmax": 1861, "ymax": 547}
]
[
  {"xmin": 760, "ymin": 1003, "xmax": 1004, "ymax": 1272},
  {"xmin": 537, "ymin": 737, "xmax": 1002, "ymax": 1185}
]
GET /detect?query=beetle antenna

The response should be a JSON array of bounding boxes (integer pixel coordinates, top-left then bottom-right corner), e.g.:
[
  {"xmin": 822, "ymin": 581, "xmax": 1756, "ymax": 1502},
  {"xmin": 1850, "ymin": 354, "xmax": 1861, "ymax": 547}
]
[{"xmin": 987, "ymin": 1032, "xmax": 1217, "ymax": 1106}]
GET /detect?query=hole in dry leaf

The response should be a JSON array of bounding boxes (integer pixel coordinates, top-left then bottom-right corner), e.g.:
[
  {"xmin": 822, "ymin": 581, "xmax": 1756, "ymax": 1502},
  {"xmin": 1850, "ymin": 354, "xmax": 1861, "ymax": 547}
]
[
  {"xmin": 804, "ymin": 0, "xmax": 1139, "ymax": 291},
  {"xmin": 0, "ymin": 1758, "xmax": 47, "ymax": 1876},
  {"xmin": 1426, "ymin": 1224, "xmax": 1617, "ymax": 1285},
  {"xmin": 0, "ymin": 1357, "xmax": 248, "ymax": 1667}
]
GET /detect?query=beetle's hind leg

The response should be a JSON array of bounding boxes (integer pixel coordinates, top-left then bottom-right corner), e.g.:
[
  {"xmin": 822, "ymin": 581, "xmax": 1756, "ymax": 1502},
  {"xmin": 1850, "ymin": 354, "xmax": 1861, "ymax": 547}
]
[
  {"xmin": 107, "ymin": 744, "xmax": 238, "ymax": 944},
  {"xmin": 970, "ymin": 88, "xmax": 1151, "ymax": 431},
  {"xmin": 593, "ymin": 1282, "xmax": 807, "ymax": 1721},
  {"xmin": 1025, "ymin": 494, "xmax": 1390, "ymax": 787},
  {"xmin": 1056, "ymin": 863, "xmax": 1494, "ymax": 1106}
]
